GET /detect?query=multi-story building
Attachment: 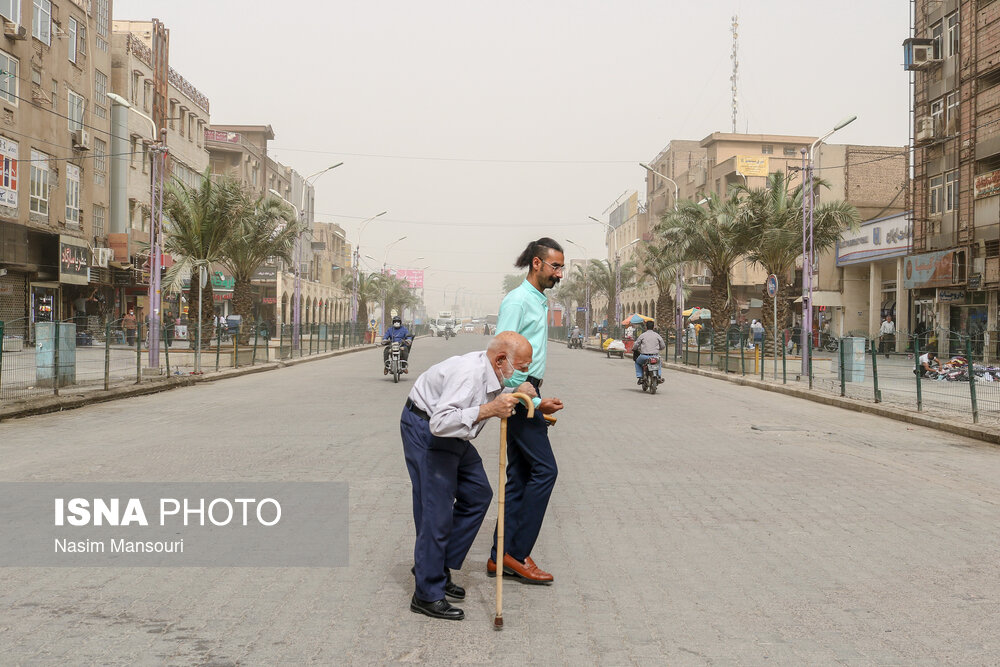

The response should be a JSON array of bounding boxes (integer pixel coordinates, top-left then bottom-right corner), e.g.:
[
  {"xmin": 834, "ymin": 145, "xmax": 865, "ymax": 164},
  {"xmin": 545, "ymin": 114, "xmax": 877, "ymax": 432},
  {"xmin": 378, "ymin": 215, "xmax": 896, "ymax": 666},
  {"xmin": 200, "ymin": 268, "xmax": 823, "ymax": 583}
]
[
  {"xmin": 0, "ymin": 0, "xmax": 113, "ymax": 343},
  {"xmin": 595, "ymin": 133, "xmax": 907, "ymax": 334},
  {"xmin": 906, "ymin": 0, "xmax": 996, "ymax": 357},
  {"xmin": 110, "ymin": 19, "xmax": 210, "ymax": 319},
  {"xmin": 206, "ymin": 125, "xmax": 349, "ymax": 328}
]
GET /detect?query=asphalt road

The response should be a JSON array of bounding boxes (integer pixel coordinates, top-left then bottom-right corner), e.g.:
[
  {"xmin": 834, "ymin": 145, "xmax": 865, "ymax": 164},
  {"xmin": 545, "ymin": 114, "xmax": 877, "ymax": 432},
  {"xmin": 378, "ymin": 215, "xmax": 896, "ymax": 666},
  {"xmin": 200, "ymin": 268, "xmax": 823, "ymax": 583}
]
[{"xmin": 1, "ymin": 333, "xmax": 999, "ymax": 665}]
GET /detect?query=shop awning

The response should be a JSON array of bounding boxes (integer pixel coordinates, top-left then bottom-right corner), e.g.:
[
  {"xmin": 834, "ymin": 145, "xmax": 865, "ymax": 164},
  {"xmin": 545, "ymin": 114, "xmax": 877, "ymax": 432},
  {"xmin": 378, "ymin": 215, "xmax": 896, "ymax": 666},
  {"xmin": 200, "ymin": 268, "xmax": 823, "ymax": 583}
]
[{"xmin": 793, "ymin": 291, "xmax": 843, "ymax": 307}]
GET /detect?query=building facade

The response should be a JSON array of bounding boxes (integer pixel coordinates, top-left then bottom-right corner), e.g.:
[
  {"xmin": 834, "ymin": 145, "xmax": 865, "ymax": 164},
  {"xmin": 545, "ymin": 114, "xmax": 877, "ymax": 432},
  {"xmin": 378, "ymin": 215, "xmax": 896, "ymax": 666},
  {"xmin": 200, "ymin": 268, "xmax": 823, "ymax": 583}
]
[
  {"xmin": 0, "ymin": 0, "xmax": 113, "ymax": 343},
  {"xmin": 907, "ymin": 0, "xmax": 997, "ymax": 357}
]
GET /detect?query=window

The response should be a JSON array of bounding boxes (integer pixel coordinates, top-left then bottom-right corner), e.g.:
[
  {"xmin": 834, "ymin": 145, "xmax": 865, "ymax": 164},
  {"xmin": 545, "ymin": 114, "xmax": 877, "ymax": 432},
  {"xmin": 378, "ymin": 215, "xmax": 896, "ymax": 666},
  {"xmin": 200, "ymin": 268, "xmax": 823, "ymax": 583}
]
[
  {"xmin": 67, "ymin": 17, "xmax": 77, "ymax": 63},
  {"xmin": 130, "ymin": 71, "xmax": 140, "ymax": 105},
  {"xmin": 0, "ymin": 136, "xmax": 18, "ymax": 208},
  {"xmin": 168, "ymin": 100, "xmax": 176, "ymax": 130},
  {"xmin": 32, "ymin": 0, "xmax": 51, "ymax": 45},
  {"xmin": 931, "ymin": 20, "xmax": 943, "ymax": 59},
  {"xmin": 77, "ymin": 23, "xmax": 86, "ymax": 56},
  {"xmin": 929, "ymin": 174, "xmax": 944, "ymax": 215},
  {"xmin": 178, "ymin": 108, "xmax": 185, "ymax": 137},
  {"xmin": 29, "ymin": 149, "xmax": 49, "ymax": 215},
  {"xmin": 30, "ymin": 68, "xmax": 40, "ymax": 86},
  {"xmin": 93, "ymin": 137, "xmax": 106, "ymax": 185},
  {"xmin": 129, "ymin": 135, "xmax": 137, "ymax": 168},
  {"xmin": 945, "ymin": 170, "xmax": 959, "ymax": 212},
  {"xmin": 946, "ymin": 92, "xmax": 959, "ymax": 132},
  {"xmin": 761, "ymin": 144, "xmax": 773, "ymax": 155},
  {"xmin": 50, "ymin": 80, "xmax": 57, "ymax": 110},
  {"xmin": 141, "ymin": 141, "xmax": 148, "ymax": 174},
  {"xmin": 0, "ymin": 0, "xmax": 20, "ymax": 25},
  {"xmin": 142, "ymin": 80, "xmax": 151, "ymax": 112},
  {"xmin": 783, "ymin": 146, "xmax": 799, "ymax": 157},
  {"xmin": 94, "ymin": 71, "xmax": 107, "ymax": 118},
  {"xmin": 65, "ymin": 163, "xmax": 80, "ymax": 226},
  {"xmin": 0, "ymin": 50, "xmax": 18, "ymax": 106},
  {"xmin": 94, "ymin": 0, "xmax": 108, "ymax": 52},
  {"xmin": 188, "ymin": 115, "xmax": 194, "ymax": 141},
  {"xmin": 67, "ymin": 90, "xmax": 84, "ymax": 131},
  {"xmin": 947, "ymin": 12, "xmax": 959, "ymax": 58},
  {"xmin": 92, "ymin": 204, "xmax": 105, "ymax": 238},
  {"xmin": 931, "ymin": 98, "xmax": 944, "ymax": 131}
]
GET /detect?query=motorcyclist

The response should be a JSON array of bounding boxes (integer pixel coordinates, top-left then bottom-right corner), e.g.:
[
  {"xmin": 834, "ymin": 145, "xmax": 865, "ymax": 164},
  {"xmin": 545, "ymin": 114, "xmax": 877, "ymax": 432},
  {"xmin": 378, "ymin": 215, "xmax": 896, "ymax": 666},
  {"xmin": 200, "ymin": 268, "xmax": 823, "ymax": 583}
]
[
  {"xmin": 633, "ymin": 320, "xmax": 665, "ymax": 385},
  {"xmin": 383, "ymin": 316, "xmax": 412, "ymax": 374},
  {"xmin": 570, "ymin": 325, "xmax": 582, "ymax": 347}
]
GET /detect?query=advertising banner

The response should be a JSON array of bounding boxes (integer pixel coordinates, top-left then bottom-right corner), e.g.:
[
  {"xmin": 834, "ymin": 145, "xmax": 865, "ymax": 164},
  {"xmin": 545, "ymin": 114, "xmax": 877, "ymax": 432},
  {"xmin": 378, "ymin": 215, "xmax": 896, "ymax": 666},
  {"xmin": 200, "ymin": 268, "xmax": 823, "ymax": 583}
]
[
  {"xmin": 58, "ymin": 235, "xmax": 89, "ymax": 285},
  {"xmin": 836, "ymin": 213, "xmax": 912, "ymax": 266},
  {"xmin": 903, "ymin": 249, "xmax": 956, "ymax": 289},
  {"xmin": 975, "ymin": 169, "xmax": 1000, "ymax": 199},
  {"xmin": 0, "ymin": 135, "xmax": 18, "ymax": 208},
  {"xmin": 736, "ymin": 155, "xmax": 769, "ymax": 177}
]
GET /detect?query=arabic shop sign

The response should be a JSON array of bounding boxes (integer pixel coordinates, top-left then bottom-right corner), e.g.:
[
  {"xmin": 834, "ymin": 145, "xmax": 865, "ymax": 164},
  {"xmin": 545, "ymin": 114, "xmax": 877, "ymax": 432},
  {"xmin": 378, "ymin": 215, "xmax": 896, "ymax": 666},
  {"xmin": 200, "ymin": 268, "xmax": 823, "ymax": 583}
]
[
  {"xmin": 836, "ymin": 213, "xmax": 913, "ymax": 266},
  {"xmin": 975, "ymin": 169, "xmax": 1000, "ymax": 199},
  {"xmin": 903, "ymin": 249, "xmax": 956, "ymax": 289},
  {"xmin": 58, "ymin": 235, "xmax": 89, "ymax": 285},
  {"xmin": 736, "ymin": 155, "xmax": 769, "ymax": 178}
]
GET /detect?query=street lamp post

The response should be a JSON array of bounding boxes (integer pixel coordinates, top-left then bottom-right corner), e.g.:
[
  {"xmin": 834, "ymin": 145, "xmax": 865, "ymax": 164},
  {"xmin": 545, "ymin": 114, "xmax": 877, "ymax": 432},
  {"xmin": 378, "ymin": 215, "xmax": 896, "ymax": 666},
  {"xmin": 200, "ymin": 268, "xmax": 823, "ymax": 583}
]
[
  {"xmin": 565, "ymin": 239, "xmax": 590, "ymax": 338},
  {"xmin": 801, "ymin": 115, "xmax": 857, "ymax": 375},
  {"xmin": 268, "ymin": 189, "xmax": 300, "ymax": 348},
  {"xmin": 379, "ymin": 235, "xmax": 407, "ymax": 336},
  {"xmin": 640, "ymin": 163, "xmax": 684, "ymax": 343},
  {"xmin": 351, "ymin": 211, "xmax": 388, "ymax": 325},
  {"xmin": 107, "ymin": 92, "xmax": 163, "ymax": 369}
]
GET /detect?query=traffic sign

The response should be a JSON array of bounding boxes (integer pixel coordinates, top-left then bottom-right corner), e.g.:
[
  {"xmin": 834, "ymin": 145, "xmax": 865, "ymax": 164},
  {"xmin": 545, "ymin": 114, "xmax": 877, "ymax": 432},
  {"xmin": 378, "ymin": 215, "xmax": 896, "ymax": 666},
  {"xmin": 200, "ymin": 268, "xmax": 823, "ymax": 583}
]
[{"xmin": 766, "ymin": 274, "xmax": 778, "ymax": 298}]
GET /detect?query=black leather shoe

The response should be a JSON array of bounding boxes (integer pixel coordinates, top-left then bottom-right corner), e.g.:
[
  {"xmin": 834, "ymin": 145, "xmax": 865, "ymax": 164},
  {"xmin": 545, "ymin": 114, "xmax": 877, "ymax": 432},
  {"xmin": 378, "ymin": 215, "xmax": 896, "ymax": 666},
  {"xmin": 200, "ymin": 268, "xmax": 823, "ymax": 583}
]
[
  {"xmin": 445, "ymin": 572, "xmax": 465, "ymax": 601},
  {"xmin": 410, "ymin": 595, "xmax": 464, "ymax": 620}
]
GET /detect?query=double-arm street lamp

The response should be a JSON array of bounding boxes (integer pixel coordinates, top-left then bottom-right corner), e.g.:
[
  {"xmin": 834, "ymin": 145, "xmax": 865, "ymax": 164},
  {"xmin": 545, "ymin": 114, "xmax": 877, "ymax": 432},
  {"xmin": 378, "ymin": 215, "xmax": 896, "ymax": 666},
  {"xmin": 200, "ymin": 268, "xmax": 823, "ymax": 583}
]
[
  {"xmin": 564, "ymin": 238, "xmax": 590, "ymax": 337},
  {"xmin": 107, "ymin": 92, "xmax": 164, "ymax": 369},
  {"xmin": 352, "ymin": 211, "xmax": 388, "ymax": 324},
  {"xmin": 801, "ymin": 115, "xmax": 857, "ymax": 374},
  {"xmin": 588, "ymin": 216, "xmax": 640, "ymax": 328},
  {"xmin": 639, "ymin": 163, "xmax": 685, "ymax": 341}
]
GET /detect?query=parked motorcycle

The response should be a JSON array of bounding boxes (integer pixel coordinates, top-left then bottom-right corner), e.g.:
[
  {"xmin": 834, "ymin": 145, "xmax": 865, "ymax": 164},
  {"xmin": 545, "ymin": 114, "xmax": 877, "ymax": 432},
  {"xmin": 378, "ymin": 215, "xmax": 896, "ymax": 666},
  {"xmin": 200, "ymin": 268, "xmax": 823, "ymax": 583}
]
[
  {"xmin": 639, "ymin": 354, "xmax": 661, "ymax": 394},
  {"xmin": 822, "ymin": 335, "xmax": 840, "ymax": 352}
]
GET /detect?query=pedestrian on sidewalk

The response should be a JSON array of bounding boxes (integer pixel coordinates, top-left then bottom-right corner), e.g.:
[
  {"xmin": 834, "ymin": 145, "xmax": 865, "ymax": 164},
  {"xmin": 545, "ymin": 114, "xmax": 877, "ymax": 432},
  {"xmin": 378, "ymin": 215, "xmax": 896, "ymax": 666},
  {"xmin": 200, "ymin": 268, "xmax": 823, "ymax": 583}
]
[
  {"xmin": 402, "ymin": 331, "xmax": 533, "ymax": 621},
  {"xmin": 879, "ymin": 315, "xmax": 896, "ymax": 359},
  {"xmin": 123, "ymin": 309, "xmax": 137, "ymax": 346},
  {"xmin": 489, "ymin": 238, "xmax": 565, "ymax": 585}
]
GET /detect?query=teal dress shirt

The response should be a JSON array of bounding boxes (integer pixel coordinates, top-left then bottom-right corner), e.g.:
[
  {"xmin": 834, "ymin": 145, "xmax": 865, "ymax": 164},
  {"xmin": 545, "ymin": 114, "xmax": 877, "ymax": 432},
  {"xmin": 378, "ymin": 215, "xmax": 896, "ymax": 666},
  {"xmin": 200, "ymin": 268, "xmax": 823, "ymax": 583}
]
[{"xmin": 497, "ymin": 279, "xmax": 548, "ymax": 408}]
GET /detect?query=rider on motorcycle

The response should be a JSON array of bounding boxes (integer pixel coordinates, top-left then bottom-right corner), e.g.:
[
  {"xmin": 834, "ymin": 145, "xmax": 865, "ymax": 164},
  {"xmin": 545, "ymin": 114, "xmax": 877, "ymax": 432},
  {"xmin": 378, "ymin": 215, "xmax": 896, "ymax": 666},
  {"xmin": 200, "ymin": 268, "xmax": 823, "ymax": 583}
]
[
  {"xmin": 633, "ymin": 320, "xmax": 665, "ymax": 385},
  {"xmin": 383, "ymin": 316, "xmax": 412, "ymax": 374}
]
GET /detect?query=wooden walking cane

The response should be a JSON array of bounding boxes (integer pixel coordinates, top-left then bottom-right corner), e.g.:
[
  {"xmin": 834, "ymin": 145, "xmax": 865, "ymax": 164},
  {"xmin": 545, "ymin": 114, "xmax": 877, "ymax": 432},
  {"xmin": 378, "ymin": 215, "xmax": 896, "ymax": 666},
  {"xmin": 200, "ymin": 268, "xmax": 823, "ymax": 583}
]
[{"xmin": 495, "ymin": 391, "xmax": 535, "ymax": 630}]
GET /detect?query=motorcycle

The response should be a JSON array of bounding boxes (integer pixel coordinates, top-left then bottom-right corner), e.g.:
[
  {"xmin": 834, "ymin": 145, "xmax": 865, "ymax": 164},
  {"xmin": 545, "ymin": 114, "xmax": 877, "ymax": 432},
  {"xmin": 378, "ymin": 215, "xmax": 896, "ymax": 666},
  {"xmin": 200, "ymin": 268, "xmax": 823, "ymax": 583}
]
[
  {"xmin": 444, "ymin": 326, "xmax": 454, "ymax": 340},
  {"xmin": 384, "ymin": 338, "xmax": 411, "ymax": 383},
  {"xmin": 568, "ymin": 333, "xmax": 583, "ymax": 349},
  {"xmin": 639, "ymin": 354, "xmax": 661, "ymax": 394},
  {"xmin": 822, "ymin": 335, "xmax": 840, "ymax": 352}
]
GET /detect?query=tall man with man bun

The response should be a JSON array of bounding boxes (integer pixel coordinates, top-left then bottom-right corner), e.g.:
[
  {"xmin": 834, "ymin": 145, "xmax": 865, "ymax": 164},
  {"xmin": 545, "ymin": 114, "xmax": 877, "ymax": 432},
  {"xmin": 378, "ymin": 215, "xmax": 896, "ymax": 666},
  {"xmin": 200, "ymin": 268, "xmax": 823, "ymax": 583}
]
[{"xmin": 488, "ymin": 238, "xmax": 566, "ymax": 584}]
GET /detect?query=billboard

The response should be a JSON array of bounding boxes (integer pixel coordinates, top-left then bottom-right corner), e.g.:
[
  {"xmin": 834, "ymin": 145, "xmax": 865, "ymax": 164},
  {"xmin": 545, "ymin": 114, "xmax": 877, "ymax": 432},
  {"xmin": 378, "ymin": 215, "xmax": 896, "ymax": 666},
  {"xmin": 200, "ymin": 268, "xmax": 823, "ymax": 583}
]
[
  {"xmin": 608, "ymin": 192, "xmax": 639, "ymax": 230},
  {"xmin": 385, "ymin": 268, "xmax": 424, "ymax": 288},
  {"xmin": 836, "ymin": 213, "xmax": 912, "ymax": 266},
  {"xmin": 903, "ymin": 249, "xmax": 957, "ymax": 289},
  {"xmin": 736, "ymin": 156, "xmax": 769, "ymax": 177}
]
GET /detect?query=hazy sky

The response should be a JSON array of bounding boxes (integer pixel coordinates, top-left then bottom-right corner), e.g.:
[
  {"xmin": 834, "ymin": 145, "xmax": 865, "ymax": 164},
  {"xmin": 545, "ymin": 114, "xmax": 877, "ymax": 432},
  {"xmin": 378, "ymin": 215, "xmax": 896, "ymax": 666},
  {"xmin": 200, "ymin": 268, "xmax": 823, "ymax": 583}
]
[{"xmin": 118, "ymin": 0, "xmax": 910, "ymax": 316}]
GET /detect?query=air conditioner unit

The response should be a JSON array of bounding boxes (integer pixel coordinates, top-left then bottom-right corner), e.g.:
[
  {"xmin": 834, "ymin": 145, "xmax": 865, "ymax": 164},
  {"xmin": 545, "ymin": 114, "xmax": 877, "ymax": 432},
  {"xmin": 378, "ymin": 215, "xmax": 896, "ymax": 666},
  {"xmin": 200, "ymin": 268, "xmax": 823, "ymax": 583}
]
[
  {"xmin": 915, "ymin": 116, "xmax": 934, "ymax": 142},
  {"xmin": 3, "ymin": 22, "xmax": 26, "ymax": 39},
  {"xmin": 72, "ymin": 128, "xmax": 91, "ymax": 150},
  {"xmin": 93, "ymin": 247, "xmax": 112, "ymax": 268}
]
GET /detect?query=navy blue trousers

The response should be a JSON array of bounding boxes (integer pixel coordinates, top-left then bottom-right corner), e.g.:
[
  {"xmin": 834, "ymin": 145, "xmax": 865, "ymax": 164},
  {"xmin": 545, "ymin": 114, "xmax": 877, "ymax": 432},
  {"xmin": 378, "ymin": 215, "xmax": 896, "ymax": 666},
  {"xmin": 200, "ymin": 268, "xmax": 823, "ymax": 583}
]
[
  {"xmin": 401, "ymin": 407, "xmax": 492, "ymax": 602},
  {"xmin": 490, "ymin": 395, "xmax": 558, "ymax": 563}
]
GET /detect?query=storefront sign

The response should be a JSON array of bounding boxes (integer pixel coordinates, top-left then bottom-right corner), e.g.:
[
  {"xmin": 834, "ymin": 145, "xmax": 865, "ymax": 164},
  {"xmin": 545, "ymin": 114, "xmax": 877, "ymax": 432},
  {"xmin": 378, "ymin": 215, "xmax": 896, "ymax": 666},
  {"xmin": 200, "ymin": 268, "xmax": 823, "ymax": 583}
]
[
  {"xmin": 975, "ymin": 169, "xmax": 1000, "ymax": 199},
  {"xmin": 836, "ymin": 213, "xmax": 912, "ymax": 266},
  {"xmin": 252, "ymin": 266, "xmax": 277, "ymax": 281},
  {"xmin": 903, "ymin": 249, "xmax": 955, "ymax": 289},
  {"xmin": 937, "ymin": 289, "xmax": 966, "ymax": 302},
  {"xmin": 736, "ymin": 155, "xmax": 769, "ymax": 177},
  {"xmin": 58, "ymin": 235, "xmax": 89, "ymax": 285},
  {"xmin": 113, "ymin": 270, "xmax": 132, "ymax": 286},
  {"xmin": 204, "ymin": 129, "xmax": 241, "ymax": 144},
  {"xmin": 262, "ymin": 297, "xmax": 277, "ymax": 305}
]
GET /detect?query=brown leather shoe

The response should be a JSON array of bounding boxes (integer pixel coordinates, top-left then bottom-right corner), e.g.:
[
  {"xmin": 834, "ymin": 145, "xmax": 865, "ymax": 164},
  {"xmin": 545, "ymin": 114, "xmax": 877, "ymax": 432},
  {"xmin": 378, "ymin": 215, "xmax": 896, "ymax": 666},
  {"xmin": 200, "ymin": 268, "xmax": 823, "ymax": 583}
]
[{"xmin": 487, "ymin": 554, "xmax": 553, "ymax": 584}]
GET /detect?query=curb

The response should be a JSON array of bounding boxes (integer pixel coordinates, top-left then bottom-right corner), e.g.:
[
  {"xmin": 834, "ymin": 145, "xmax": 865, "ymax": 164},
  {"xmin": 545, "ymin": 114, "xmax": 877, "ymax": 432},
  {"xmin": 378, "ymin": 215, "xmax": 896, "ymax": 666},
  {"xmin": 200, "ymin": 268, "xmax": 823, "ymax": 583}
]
[
  {"xmin": 661, "ymin": 360, "xmax": 1000, "ymax": 446},
  {"xmin": 0, "ymin": 342, "xmax": 379, "ymax": 422}
]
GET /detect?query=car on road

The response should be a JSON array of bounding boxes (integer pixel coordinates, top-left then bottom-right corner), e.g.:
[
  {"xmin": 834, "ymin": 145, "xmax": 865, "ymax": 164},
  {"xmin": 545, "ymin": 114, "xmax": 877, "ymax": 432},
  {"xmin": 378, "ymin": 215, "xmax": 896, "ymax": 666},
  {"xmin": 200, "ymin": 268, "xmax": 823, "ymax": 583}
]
[{"xmin": 464, "ymin": 324, "xmax": 474, "ymax": 332}]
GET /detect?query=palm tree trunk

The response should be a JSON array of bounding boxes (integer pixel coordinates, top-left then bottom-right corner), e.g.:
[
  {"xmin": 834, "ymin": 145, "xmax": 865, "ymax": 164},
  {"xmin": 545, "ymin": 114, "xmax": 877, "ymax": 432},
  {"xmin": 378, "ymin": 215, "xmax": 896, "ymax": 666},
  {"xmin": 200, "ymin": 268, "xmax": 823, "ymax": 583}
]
[
  {"xmin": 232, "ymin": 277, "xmax": 254, "ymax": 344},
  {"xmin": 709, "ymin": 275, "xmax": 730, "ymax": 351},
  {"xmin": 655, "ymin": 288, "xmax": 673, "ymax": 332}
]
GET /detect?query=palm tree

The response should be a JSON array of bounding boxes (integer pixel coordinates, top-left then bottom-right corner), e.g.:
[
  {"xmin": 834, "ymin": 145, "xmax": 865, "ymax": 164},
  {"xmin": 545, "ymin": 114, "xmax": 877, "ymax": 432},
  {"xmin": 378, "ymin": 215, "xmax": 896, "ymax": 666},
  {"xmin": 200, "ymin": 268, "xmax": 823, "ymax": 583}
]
[
  {"xmin": 341, "ymin": 271, "xmax": 382, "ymax": 328},
  {"xmin": 503, "ymin": 273, "xmax": 525, "ymax": 294},
  {"xmin": 552, "ymin": 277, "xmax": 587, "ymax": 328},
  {"xmin": 637, "ymin": 240, "xmax": 682, "ymax": 331},
  {"xmin": 735, "ymin": 171, "xmax": 858, "ymax": 344},
  {"xmin": 379, "ymin": 274, "xmax": 421, "ymax": 320},
  {"xmin": 162, "ymin": 173, "xmax": 242, "ymax": 347},
  {"xmin": 588, "ymin": 258, "xmax": 637, "ymax": 326},
  {"xmin": 569, "ymin": 264, "xmax": 594, "ymax": 330},
  {"xmin": 657, "ymin": 192, "xmax": 744, "ymax": 342},
  {"xmin": 219, "ymin": 188, "xmax": 299, "ymax": 343}
]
